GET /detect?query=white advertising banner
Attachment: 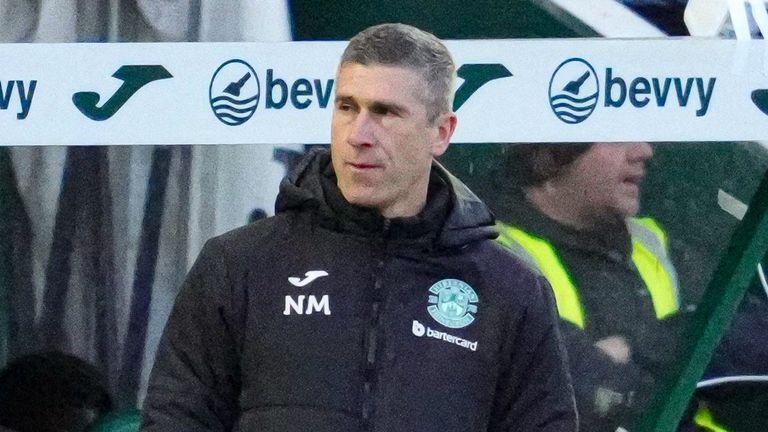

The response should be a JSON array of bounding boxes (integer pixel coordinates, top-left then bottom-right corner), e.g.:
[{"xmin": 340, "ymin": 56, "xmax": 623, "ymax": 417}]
[{"xmin": 0, "ymin": 39, "xmax": 766, "ymax": 145}]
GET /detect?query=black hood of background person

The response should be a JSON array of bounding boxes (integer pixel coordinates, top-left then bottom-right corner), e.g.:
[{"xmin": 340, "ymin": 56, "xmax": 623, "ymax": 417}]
[{"xmin": 275, "ymin": 148, "xmax": 497, "ymax": 250}]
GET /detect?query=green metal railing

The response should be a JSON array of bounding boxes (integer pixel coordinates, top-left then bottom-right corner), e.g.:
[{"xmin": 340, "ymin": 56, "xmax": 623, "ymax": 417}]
[{"xmin": 638, "ymin": 168, "xmax": 768, "ymax": 431}]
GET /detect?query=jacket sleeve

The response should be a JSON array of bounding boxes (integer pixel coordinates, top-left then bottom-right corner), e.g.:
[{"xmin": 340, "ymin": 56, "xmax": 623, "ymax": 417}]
[
  {"xmin": 491, "ymin": 276, "xmax": 578, "ymax": 432},
  {"xmin": 140, "ymin": 239, "xmax": 243, "ymax": 431},
  {"xmin": 557, "ymin": 322, "xmax": 653, "ymax": 430},
  {"xmin": 560, "ymin": 308, "xmax": 691, "ymax": 430}
]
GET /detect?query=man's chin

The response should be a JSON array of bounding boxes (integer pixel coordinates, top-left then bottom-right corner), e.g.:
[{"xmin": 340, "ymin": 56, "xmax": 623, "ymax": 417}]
[
  {"xmin": 617, "ymin": 203, "xmax": 640, "ymax": 220},
  {"xmin": 339, "ymin": 186, "xmax": 379, "ymax": 208}
]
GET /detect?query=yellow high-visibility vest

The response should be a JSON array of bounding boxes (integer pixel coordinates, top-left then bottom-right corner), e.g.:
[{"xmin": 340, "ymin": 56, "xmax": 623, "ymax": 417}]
[
  {"xmin": 693, "ymin": 406, "xmax": 729, "ymax": 432},
  {"xmin": 497, "ymin": 218, "xmax": 680, "ymax": 329}
]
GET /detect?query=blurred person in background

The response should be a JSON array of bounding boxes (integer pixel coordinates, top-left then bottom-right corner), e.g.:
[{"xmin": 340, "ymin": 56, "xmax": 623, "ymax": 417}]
[
  {"xmin": 0, "ymin": 351, "xmax": 113, "ymax": 432},
  {"xmin": 496, "ymin": 142, "xmax": 687, "ymax": 431}
]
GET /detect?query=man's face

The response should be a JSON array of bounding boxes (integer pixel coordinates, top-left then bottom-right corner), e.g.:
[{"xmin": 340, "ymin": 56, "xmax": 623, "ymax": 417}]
[
  {"xmin": 331, "ymin": 63, "xmax": 456, "ymax": 218},
  {"xmin": 558, "ymin": 142, "xmax": 653, "ymax": 220}
]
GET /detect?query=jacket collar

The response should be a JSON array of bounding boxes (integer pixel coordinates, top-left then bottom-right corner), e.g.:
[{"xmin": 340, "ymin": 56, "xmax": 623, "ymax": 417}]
[{"xmin": 276, "ymin": 149, "xmax": 496, "ymax": 249}]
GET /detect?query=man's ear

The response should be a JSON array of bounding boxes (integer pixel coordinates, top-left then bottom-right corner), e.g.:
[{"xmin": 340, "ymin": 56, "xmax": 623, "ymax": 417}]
[{"xmin": 431, "ymin": 112, "xmax": 457, "ymax": 157}]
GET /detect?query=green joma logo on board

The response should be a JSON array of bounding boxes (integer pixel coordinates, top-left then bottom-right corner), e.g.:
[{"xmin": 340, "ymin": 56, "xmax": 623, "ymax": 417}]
[
  {"xmin": 73, "ymin": 65, "xmax": 173, "ymax": 121},
  {"xmin": 753, "ymin": 88, "xmax": 768, "ymax": 116}
]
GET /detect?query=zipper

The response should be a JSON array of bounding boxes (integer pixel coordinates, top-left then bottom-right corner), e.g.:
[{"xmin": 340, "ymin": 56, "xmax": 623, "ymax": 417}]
[{"xmin": 361, "ymin": 219, "xmax": 391, "ymax": 429}]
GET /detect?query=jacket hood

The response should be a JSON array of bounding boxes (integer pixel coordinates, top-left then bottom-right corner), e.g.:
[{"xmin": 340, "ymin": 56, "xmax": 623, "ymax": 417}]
[{"xmin": 275, "ymin": 149, "xmax": 497, "ymax": 248}]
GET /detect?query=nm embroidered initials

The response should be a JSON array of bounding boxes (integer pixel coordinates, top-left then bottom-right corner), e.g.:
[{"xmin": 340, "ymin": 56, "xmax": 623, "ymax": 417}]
[{"xmin": 283, "ymin": 295, "xmax": 331, "ymax": 315}]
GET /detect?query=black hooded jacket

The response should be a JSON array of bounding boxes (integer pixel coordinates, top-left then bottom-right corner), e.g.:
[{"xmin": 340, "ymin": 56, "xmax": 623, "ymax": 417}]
[{"xmin": 141, "ymin": 150, "xmax": 577, "ymax": 432}]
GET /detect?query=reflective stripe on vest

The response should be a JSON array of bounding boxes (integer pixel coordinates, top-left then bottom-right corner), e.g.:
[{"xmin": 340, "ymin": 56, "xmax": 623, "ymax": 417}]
[
  {"xmin": 496, "ymin": 224, "xmax": 585, "ymax": 328},
  {"xmin": 629, "ymin": 217, "xmax": 680, "ymax": 319},
  {"xmin": 694, "ymin": 407, "xmax": 729, "ymax": 432},
  {"xmin": 497, "ymin": 218, "xmax": 680, "ymax": 329}
]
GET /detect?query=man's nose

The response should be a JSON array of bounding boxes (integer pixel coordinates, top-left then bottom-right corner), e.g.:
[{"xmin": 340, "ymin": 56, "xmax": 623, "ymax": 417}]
[{"xmin": 347, "ymin": 112, "xmax": 375, "ymax": 148}]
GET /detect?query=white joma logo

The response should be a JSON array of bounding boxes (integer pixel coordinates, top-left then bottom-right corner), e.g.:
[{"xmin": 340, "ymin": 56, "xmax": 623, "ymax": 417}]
[
  {"xmin": 288, "ymin": 270, "xmax": 329, "ymax": 287},
  {"xmin": 283, "ymin": 295, "xmax": 331, "ymax": 315}
]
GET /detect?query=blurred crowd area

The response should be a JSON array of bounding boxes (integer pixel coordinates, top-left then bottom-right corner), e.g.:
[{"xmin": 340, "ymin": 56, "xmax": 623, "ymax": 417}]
[{"xmin": 0, "ymin": 0, "xmax": 292, "ymax": 43}]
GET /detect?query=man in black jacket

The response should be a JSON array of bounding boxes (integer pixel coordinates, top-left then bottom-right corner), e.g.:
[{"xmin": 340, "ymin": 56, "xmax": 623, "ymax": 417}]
[{"xmin": 141, "ymin": 23, "xmax": 577, "ymax": 432}]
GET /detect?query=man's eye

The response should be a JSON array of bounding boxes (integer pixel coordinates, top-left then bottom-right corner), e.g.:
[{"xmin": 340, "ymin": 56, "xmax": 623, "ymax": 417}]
[
  {"xmin": 371, "ymin": 106, "xmax": 392, "ymax": 116},
  {"xmin": 337, "ymin": 103, "xmax": 354, "ymax": 112}
]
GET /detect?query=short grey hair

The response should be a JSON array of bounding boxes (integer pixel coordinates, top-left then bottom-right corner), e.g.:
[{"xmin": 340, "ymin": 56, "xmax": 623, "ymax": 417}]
[{"xmin": 340, "ymin": 23, "xmax": 456, "ymax": 123}]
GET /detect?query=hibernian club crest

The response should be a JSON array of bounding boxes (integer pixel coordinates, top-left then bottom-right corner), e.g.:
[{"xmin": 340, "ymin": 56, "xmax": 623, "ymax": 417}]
[{"xmin": 427, "ymin": 279, "xmax": 479, "ymax": 329}]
